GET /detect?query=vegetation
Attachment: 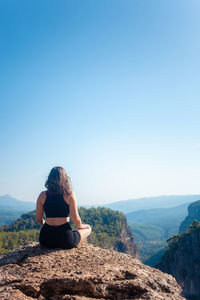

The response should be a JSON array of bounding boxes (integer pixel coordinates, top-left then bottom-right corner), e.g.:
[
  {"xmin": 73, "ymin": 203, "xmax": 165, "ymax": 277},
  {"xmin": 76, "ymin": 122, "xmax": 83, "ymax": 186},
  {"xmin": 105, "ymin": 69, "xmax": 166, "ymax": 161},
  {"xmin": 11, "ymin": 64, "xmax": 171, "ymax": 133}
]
[
  {"xmin": 0, "ymin": 207, "xmax": 128, "ymax": 255},
  {"xmin": 145, "ymin": 248, "xmax": 166, "ymax": 267},
  {"xmin": 157, "ymin": 220, "xmax": 200, "ymax": 280},
  {"xmin": 125, "ymin": 203, "xmax": 191, "ymax": 265},
  {"xmin": 78, "ymin": 207, "xmax": 126, "ymax": 248},
  {"xmin": 0, "ymin": 230, "xmax": 39, "ymax": 254},
  {"xmin": 126, "ymin": 204, "xmax": 188, "ymax": 238},
  {"xmin": 0, "ymin": 209, "xmax": 25, "ymax": 226},
  {"xmin": 165, "ymin": 220, "xmax": 200, "ymax": 255},
  {"xmin": 129, "ymin": 223, "xmax": 167, "ymax": 264},
  {"xmin": 179, "ymin": 200, "xmax": 200, "ymax": 233},
  {"xmin": 0, "ymin": 211, "xmax": 41, "ymax": 232}
]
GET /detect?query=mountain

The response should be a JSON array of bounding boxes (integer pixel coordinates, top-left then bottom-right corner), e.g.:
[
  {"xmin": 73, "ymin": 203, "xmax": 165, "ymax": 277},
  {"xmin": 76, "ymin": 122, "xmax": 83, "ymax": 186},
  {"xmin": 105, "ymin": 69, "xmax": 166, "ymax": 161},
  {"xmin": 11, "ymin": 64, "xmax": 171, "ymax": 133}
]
[
  {"xmin": 0, "ymin": 242, "xmax": 186, "ymax": 300},
  {"xmin": 179, "ymin": 200, "xmax": 200, "ymax": 233},
  {"xmin": 126, "ymin": 203, "xmax": 188, "ymax": 237},
  {"xmin": 0, "ymin": 207, "xmax": 138, "ymax": 257},
  {"xmin": 158, "ymin": 220, "xmax": 200, "ymax": 299},
  {"xmin": 128, "ymin": 223, "xmax": 167, "ymax": 264},
  {"xmin": 0, "ymin": 211, "xmax": 40, "ymax": 232},
  {"xmin": 104, "ymin": 195, "xmax": 200, "ymax": 213},
  {"xmin": 125, "ymin": 203, "xmax": 189, "ymax": 264},
  {"xmin": 0, "ymin": 210, "xmax": 25, "ymax": 226},
  {"xmin": 0, "ymin": 195, "xmax": 36, "ymax": 226},
  {"xmin": 0, "ymin": 194, "xmax": 35, "ymax": 210}
]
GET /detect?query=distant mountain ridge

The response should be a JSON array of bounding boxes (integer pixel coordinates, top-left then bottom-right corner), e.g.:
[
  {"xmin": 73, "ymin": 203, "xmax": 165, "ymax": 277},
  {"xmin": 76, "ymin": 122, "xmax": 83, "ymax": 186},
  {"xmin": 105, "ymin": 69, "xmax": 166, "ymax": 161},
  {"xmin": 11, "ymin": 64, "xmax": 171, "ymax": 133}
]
[
  {"xmin": 2, "ymin": 194, "xmax": 200, "ymax": 213},
  {"xmin": 126, "ymin": 203, "xmax": 189, "ymax": 265},
  {"xmin": 126, "ymin": 203, "xmax": 188, "ymax": 234},
  {"xmin": 104, "ymin": 195, "xmax": 200, "ymax": 213},
  {"xmin": 0, "ymin": 195, "xmax": 35, "ymax": 226},
  {"xmin": 0, "ymin": 195, "xmax": 35, "ymax": 211}
]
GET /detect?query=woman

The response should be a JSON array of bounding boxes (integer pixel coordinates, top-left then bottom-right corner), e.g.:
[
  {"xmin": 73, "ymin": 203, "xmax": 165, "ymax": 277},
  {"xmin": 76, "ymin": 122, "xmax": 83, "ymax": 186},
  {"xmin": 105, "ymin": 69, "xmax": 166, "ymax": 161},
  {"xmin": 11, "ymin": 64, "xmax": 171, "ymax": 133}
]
[{"xmin": 36, "ymin": 166, "xmax": 91, "ymax": 249}]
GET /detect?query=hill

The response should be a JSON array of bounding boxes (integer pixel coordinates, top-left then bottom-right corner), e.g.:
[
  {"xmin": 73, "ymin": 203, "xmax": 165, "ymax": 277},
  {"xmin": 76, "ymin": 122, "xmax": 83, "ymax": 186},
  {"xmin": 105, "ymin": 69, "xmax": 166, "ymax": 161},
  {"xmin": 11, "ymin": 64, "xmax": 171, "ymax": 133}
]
[
  {"xmin": 128, "ymin": 222, "xmax": 167, "ymax": 264},
  {"xmin": 0, "ymin": 195, "xmax": 35, "ymax": 226},
  {"xmin": 126, "ymin": 203, "xmax": 188, "ymax": 264},
  {"xmin": 0, "ymin": 242, "xmax": 185, "ymax": 299},
  {"xmin": 158, "ymin": 220, "xmax": 200, "ymax": 299},
  {"xmin": 0, "ymin": 195, "xmax": 35, "ymax": 210},
  {"xmin": 0, "ymin": 211, "xmax": 40, "ymax": 232},
  {"xmin": 179, "ymin": 200, "xmax": 200, "ymax": 233},
  {"xmin": 0, "ymin": 209, "xmax": 25, "ymax": 226},
  {"xmin": 104, "ymin": 195, "xmax": 200, "ymax": 213},
  {"xmin": 126, "ymin": 203, "xmax": 188, "ymax": 237},
  {"xmin": 0, "ymin": 207, "xmax": 138, "ymax": 257}
]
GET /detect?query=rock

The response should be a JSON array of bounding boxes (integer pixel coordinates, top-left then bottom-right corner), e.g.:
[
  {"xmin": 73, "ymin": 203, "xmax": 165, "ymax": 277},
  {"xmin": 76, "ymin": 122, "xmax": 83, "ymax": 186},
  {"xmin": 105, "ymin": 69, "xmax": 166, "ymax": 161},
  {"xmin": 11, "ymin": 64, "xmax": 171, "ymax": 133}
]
[
  {"xmin": 179, "ymin": 200, "xmax": 200, "ymax": 233},
  {"xmin": 112, "ymin": 217, "xmax": 139, "ymax": 257},
  {"xmin": 158, "ymin": 221, "xmax": 200, "ymax": 298},
  {"xmin": 0, "ymin": 242, "xmax": 185, "ymax": 299}
]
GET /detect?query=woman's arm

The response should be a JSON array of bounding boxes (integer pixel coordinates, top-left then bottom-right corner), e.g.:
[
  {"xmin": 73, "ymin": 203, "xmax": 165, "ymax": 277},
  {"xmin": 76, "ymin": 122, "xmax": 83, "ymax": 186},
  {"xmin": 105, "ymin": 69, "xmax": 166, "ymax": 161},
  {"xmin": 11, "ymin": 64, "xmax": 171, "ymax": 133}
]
[
  {"xmin": 67, "ymin": 191, "xmax": 90, "ymax": 229},
  {"xmin": 35, "ymin": 192, "xmax": 45, "ymax": 225},
  {"xmin": 67, "ymin": 191, "xmax": 83, "ymax": 228}
]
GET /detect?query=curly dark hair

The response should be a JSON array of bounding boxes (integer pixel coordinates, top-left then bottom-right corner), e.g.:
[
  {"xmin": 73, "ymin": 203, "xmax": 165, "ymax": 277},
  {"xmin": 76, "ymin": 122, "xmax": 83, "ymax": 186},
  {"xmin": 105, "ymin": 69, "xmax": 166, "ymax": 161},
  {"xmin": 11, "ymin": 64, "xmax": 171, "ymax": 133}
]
[{"xmin": 45, "ymin": 166, "xmax": 72, "ymax": 195}]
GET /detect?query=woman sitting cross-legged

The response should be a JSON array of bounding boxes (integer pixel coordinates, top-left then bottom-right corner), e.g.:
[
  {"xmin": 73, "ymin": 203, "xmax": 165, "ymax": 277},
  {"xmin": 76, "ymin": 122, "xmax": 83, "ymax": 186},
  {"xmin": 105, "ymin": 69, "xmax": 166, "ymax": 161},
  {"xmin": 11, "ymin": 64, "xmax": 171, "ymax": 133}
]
[{"xmin": 35, "ymin": 166, "xmax": 91, "ymax": 249}]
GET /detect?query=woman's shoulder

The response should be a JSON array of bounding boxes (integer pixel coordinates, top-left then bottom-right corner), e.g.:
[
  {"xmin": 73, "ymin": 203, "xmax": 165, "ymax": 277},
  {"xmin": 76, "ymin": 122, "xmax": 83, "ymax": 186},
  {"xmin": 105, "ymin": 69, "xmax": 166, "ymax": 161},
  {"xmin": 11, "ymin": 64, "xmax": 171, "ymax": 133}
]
[
  {"xmin": 39, "ymin": 190, "xmax": 47, "ymax": 197},
  {"xmin": 38, "ymin": 191, "xmax": 47, "ymax": 202}
]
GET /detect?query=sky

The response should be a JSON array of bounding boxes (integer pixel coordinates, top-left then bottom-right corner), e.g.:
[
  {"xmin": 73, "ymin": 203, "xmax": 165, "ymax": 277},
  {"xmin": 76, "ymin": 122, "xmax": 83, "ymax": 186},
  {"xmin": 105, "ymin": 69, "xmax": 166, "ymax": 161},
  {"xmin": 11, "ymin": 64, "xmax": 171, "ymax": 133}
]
[{"xmin": 0, "ymin": 0, "xmax": 200, "ymax": 205}]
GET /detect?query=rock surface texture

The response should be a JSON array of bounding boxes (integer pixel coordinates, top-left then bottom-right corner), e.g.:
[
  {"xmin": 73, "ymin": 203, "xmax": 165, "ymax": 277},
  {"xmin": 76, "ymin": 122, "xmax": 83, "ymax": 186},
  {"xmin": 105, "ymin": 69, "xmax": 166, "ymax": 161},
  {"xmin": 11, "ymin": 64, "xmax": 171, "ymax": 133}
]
[{"xmin": 0, "ymin": 242, "xmax": 185, "ymax": 300}]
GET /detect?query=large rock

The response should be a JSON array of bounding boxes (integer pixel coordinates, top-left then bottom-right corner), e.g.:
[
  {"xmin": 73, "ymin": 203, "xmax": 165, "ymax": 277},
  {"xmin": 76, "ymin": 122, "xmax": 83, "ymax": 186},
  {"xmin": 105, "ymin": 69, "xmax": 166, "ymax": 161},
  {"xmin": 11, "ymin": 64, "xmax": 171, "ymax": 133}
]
[
  {"xmin": 158, "ymin": 220, "xmax": 200, "ymax": 298},
  {"xmin": 0, "ymin": 242, "xmax": 185, "ymax": 299},
  {"xmin": 112, "ymin": 217, "xmax": 138, "ymax": 257}
]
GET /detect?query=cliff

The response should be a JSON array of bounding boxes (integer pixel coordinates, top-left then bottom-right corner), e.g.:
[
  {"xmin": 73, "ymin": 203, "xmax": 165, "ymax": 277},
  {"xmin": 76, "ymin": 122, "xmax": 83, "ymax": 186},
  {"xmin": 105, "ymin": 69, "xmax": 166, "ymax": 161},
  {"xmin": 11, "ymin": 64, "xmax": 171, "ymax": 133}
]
[
  {"xmin": 158, "ymin": 220, "xmax": 200, "ymax": 298},
  {"xmin": 111, "ymin": 216, "xmax": 138, "ymax": 256},
  {"xmin": 179, "ymin": 200, "xmax": 200, "ymax": 233},
  {"xmin": 0, "ymin": 242, "xmax": 185, "ymax": 300}
]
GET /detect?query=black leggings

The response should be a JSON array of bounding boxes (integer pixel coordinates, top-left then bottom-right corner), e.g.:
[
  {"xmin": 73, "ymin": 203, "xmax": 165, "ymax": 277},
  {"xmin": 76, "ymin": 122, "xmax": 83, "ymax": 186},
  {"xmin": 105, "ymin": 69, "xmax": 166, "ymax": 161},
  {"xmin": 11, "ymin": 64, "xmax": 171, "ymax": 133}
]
[{"xmin": 39, "ymin": 222, "xmax": 81, "ymax": 249}]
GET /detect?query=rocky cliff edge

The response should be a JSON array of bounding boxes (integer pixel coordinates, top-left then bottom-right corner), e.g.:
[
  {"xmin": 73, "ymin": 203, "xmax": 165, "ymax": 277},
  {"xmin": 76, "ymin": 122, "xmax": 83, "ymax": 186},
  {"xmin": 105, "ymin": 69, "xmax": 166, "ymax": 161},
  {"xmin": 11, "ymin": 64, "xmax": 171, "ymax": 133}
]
[
  {"xmin": 0, "ymin": 242, "xmax": 185, "ymax": 300},
  {"xmin": 179, "ymin": 200, "xmax": 200, "ymax": 233}
]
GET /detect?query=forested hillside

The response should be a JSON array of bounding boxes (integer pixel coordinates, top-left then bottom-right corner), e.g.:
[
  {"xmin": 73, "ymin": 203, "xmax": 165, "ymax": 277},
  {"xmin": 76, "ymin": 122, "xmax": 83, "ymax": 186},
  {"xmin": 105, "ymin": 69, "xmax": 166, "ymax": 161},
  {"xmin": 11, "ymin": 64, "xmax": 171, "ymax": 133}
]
[
  {"xmin": 126, "ymin": 203, "xmax": 188, "ymax": 264},
  {"xmin": 0, "ymin": 230, "xmax": 39, "ymax": 254},
  {"xmin": 129, "ymin": 223, "xmax": 167, "ymax": 264},
  {"xmin": 0, "ymin": 207, "xmax": 138, "ymax": 256},
  {"xmin": 158, "ymin": 220, "xmax": 200, "ymax": 298},
  {"xmin": 0, "ymin": 211, "xmax": 40, "ymax": 232},
  {"xmin": 0, "ymin": 209, "xmax": 24, "ymax": 226},
  {"xmin": 179, "ymin": 200, "xmax": 200, "ymax": 233},
  {"xmin": 126, "ymin": 203, "xmax": 188, "ymax": 237}
]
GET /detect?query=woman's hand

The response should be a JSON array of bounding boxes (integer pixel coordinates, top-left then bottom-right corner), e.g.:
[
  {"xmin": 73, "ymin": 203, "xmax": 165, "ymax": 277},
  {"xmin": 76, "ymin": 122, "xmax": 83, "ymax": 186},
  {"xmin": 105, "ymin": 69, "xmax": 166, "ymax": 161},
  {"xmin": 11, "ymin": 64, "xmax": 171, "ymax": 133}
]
[{"xmin": 79, "ymin": 224, "xmax": 91, "ymax": 230}]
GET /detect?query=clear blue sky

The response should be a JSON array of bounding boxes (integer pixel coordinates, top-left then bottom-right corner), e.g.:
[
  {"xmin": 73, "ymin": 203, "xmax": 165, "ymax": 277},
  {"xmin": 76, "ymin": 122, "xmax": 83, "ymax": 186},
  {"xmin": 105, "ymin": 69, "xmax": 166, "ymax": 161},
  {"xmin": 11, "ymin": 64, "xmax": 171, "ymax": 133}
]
[{"xmin": 0, "ymin": 0, "xmax": 200, "ymax": 205}]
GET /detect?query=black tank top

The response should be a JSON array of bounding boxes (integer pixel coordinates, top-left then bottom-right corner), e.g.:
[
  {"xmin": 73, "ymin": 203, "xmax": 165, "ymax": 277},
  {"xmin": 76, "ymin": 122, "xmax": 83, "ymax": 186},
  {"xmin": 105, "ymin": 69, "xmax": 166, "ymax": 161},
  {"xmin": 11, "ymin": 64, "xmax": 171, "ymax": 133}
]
[{"xmin": 44, "ymin": 191, "xmax": 70, "ymax": 218}]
